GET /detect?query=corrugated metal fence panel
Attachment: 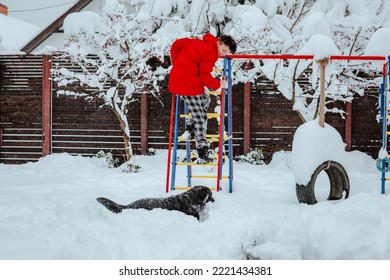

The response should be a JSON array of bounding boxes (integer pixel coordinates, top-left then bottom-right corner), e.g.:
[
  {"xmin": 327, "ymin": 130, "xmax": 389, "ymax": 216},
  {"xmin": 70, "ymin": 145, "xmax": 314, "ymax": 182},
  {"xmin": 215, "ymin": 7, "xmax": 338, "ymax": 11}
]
[
  {"xmin": 51, "ymin": 55, "xmax": 142, "ymax": 159},
  {"xmin": 51, "ymin": 54, "xmax": 173, "ymax": 157},
  {"xmin": 351, "ymin": 92, "xmax": 382, "ymax": 155},
  {"xmin": 0, "ymin": 55, "xmax": 43, "ymax": 163},
  {"xmin": 143, "ymin": 91, "xmax": 171, "ymax": 149},
  {"xmin": 248, "ymin": 72, "xmax": 360, "ymax": 162},
  {"xmin": 51, "ymin": 94, "xmax": 128, "ymax": 158},
  {"xmin": 249, "ymin": 74, "xmax": 303, "ymax": 162}
]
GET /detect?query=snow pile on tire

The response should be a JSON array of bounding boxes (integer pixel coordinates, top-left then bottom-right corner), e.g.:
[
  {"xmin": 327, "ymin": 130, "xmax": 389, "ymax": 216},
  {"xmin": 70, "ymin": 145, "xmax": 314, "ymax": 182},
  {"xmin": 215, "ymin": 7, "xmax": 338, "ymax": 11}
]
[{"xmin": 292, "ymin": 119, "xmax": 350, "ymax": 204}]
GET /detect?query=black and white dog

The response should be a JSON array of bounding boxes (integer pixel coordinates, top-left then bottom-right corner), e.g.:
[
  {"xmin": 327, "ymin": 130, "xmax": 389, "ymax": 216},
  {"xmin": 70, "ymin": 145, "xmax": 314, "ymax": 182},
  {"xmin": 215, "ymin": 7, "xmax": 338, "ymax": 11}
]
[{"xmin": 97, "ymin": 185, "xmax": 214, "ymax": 220}]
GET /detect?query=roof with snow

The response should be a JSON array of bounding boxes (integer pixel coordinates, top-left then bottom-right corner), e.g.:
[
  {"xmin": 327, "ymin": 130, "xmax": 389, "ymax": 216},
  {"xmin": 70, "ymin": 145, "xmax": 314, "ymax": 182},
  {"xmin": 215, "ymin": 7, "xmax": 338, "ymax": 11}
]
[
  {"xmin": 0, "ymin": 13, "xmax": 39, "ymax": 51},
  {"xmin": 20, "ymin": 0, "xmax": 93, "ymax": 53}
]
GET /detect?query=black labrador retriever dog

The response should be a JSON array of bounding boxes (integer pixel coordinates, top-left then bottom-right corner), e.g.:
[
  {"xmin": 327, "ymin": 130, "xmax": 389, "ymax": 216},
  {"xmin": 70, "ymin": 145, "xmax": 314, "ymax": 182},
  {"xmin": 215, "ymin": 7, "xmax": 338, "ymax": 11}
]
[{"xmin": 97, "ymin": 185, "xmax": 214, "ymax": 220}]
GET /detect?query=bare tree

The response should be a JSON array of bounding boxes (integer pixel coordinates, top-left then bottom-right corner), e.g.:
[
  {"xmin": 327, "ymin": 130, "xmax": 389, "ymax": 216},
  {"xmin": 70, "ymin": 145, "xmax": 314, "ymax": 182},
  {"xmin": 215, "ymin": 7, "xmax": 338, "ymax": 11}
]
[{"xmin": 52, "ymin": 3, "xmax": 171, "ymax": 171}]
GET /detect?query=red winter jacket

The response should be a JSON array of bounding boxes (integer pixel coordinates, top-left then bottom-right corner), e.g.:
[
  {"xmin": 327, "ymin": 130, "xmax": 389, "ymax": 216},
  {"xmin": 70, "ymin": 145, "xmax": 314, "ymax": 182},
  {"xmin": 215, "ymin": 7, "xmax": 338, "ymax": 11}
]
[{"xmin": 168, "ymin": 34, "xmax": 220, "ymax": 96}]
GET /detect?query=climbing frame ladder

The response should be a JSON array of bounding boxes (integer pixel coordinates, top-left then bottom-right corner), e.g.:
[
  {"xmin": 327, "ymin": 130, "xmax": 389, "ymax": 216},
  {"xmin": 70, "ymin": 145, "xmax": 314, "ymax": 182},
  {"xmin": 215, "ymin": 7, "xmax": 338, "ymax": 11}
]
[
  {"xmin": 378, "ymin": 56, "xmax": 390, "ymax": 194},
  {"xmin": 165, "ymin": 57, "xmax": 234, "ymax": 193}
]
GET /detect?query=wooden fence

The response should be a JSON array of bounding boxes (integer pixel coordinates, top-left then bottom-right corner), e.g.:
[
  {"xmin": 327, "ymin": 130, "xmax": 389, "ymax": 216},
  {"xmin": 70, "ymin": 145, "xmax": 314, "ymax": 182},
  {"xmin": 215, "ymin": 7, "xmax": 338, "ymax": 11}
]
[{"xmin": 0, "ymin": 54, "xmax": 383, "ymax": 164}]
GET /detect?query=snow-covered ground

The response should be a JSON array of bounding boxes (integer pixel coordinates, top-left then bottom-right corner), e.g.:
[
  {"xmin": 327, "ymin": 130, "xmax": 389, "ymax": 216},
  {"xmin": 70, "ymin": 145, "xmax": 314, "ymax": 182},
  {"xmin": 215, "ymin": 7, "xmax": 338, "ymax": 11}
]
[{"xmin": 0, "ymin": 147, "xmax": 388, "ymax": 260}]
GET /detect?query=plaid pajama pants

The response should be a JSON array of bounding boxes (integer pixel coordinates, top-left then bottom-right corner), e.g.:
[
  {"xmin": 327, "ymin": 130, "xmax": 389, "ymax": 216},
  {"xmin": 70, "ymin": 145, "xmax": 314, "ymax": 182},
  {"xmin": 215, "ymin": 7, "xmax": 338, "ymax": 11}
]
[{"xmin": 182, "ymin": 93, "xmax": 211, "ymax": 149}]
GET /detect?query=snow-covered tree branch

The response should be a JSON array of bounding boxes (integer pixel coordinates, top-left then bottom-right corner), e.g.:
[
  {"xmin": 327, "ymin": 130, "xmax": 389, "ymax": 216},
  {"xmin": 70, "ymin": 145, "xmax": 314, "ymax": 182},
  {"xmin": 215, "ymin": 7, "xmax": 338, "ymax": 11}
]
[
  {"xmin": 52, "ymin": 0, "xmax": 176, "ymax": 171},
  {"xmin": 224, "ymin": 0, "xmax": 389, "ymax": 122}
]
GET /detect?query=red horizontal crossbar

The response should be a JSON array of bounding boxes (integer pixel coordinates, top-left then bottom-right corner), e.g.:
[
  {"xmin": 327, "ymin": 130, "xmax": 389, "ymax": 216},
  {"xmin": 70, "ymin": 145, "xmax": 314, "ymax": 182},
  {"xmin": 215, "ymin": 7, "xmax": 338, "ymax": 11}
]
[
  {"xmin": 329, "ymin": 55, "xmax": 386, "ymax": 61},
  {"xmin": 224, "ymin": 54, "xmax": 387, "ymax": 61},
  {"xmin": 225, "ymin": 54, "xmax": 313, "ymax": 60}
]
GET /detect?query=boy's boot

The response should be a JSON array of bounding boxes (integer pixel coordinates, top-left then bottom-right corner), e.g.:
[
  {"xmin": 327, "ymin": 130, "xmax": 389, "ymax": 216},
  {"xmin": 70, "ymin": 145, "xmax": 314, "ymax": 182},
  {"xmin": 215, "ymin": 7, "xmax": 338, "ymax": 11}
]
[
  {"xmin": 197, "ymin": 146, "xmax": 214, "ymax": 164},
  {"xmin": 181, "ymin": 121, "xmax": 195, "ymax": 140}
]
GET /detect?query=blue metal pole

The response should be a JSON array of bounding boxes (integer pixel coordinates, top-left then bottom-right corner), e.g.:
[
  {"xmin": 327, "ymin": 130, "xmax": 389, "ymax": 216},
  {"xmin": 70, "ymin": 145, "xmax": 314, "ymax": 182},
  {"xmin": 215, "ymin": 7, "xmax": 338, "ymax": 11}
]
[
  {"xmin": 217, "ymin": 58, "xmax": 228, "ymax": 191},
  {"xmin": 380, "ymin": 58, "xmax": 390, "ymax": 195},
  {"xmin": 381, "ymin": 81, "xmax": 386, "ymax": 195},
  {"xmin": 383, "ymin": 56, "xmax": 390, "ymax": 195},
  {"xmin": 170, "ymin": 95, "xmax": 181, "ymax": 191},
  {"xmin": 184, "ymin": 102, "xmax": 192, "ymax": 187},
  {"xmin": 227, "ymin": 58, "xmax": 234, "ymax": 193}
]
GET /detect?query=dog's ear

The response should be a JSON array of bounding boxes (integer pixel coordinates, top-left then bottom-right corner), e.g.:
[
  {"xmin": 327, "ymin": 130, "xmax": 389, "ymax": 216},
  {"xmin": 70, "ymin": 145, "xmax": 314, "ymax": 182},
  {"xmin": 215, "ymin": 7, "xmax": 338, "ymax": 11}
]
[{"xmin": 191, "ymin": 186, "xmax": 206, "ymax": 204}]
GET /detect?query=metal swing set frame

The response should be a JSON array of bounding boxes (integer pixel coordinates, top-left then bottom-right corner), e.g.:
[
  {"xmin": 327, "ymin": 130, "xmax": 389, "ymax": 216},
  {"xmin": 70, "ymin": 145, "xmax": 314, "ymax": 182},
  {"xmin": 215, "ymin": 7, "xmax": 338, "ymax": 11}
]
[{"xmin": 165, "ymin": 53, "xmax": 388, "ymax": 194}]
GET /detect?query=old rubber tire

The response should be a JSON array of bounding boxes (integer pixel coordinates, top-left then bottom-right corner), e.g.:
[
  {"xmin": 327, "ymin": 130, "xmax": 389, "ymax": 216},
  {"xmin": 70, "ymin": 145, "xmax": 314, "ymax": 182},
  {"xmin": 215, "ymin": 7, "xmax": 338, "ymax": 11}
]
[{"xmin": 296, "ymin": 161, "xmax": 350, "ymax": 205}]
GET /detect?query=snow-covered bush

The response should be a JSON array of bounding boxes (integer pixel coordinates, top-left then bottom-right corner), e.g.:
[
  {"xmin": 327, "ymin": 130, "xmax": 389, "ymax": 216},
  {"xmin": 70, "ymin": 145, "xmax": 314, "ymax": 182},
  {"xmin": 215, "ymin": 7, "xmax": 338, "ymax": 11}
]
[
  {"xmin": 234, "ymin": 148, "xmax": 265, "ymax": 165},
  {"xmin": 94, "ymin": 150, "xmax": 121, "ymax": 168},
  {"xmin": 146, "ymin": 148, "xmax": 157, "ymax": 156}
]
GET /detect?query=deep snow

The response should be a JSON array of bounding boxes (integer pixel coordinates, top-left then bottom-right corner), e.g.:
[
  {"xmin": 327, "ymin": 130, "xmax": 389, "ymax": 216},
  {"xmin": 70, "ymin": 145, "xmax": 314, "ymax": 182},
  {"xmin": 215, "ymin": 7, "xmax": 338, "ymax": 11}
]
[{"xmin": 0, "ymin": 146, "xmax": 388, "ymax": 260}]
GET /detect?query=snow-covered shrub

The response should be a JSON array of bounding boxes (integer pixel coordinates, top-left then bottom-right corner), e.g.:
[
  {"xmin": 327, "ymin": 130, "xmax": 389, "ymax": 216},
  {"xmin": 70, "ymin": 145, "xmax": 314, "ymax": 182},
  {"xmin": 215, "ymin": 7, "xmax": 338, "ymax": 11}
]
[
  {"xmin": 146, "ymin": 148, "xmax": 157, "ymax": 156},
  {"xmin": 234, "ymin": 148, "xmax": 265, "ymax": 165},
  {"xmin": 120, "ymin": 161, "xmax": 141, "ymax": 173},
  {"xmin": 94, "ymin": 150, "xmax": 121, "ymax": 168}
]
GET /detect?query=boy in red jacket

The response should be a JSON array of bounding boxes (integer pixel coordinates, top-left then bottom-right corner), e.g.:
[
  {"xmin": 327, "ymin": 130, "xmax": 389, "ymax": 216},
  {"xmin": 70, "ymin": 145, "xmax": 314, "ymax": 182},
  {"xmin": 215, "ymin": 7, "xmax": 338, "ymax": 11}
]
[{"xmin": 168, "ymin": 33, "xmax": 237, "ymax": 163}]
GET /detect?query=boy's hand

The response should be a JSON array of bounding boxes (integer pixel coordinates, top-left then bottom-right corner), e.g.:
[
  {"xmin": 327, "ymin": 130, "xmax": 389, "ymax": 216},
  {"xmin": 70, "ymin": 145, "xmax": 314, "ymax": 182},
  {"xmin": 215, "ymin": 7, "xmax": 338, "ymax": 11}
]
[{"xmin": 220, "ymin": 79, "xmax": 227, "ymax": 88}]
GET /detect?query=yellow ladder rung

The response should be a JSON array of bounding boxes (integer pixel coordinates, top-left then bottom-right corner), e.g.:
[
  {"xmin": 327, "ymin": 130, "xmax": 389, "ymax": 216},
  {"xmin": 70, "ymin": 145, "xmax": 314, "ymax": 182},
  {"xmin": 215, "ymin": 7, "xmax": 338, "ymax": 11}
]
[
  {"xmin": 177, "ymin": 136, "xmax": 192, "ymax": 142},
  {"xmin": 206, "ymin": 134, "xmax": 231, "ymax": 138},
  {"xmin": 386, "ymin": 178, "xmax": 390, "ymax": 181},
  {"xmin": 208, "ymin": 135, "xmax": 232, "ymax": 142},
  {"xmin": 208, "ymin": 90, "xmax": 221, "ymax": 95},
  {"xmin": 178, "ymin": 135, "xmax": 231, "ymax": 142},
  {"xmin": 207, "ymin": 113, "xmax": 228, "ymax": 118},
  {"xmin": 176, "ymin": 137, "xmax": 221, "ymax": 142},
  {"xmin": 175, "ymin": 186, "xmax": 217, "ymax": 191},
  {"xmin": 191, "ymin": 175, "xmax": 230, "ymax": 179},
  {"xmin": 207, "ymin": 134, "xmax": 220, "ymax": 138},
  {"xmin": 215, "ymin": 155, "xmax": 229, "ymax": 159},
  {"xmin": 179, "ymin": 113, "xmax": 228, "ymax": 118},
  {"xmin": 189, "ymin": 155, "xmax": 228, "ymax": 160},
  {"xmin": 176, "ymin": 162, "xmax": 218, "ymax": 166},
  {"xmin": 213, "ymin": 67, "xmax": 223, "ymax": 73}
]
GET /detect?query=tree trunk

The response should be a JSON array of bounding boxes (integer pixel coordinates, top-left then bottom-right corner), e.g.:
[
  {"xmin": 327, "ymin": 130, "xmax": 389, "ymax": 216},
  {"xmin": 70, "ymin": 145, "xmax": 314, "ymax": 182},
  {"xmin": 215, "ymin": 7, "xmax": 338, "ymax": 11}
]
[{"xmin": 112, "ymin": 108, "xmax": 135, "ymax": 171}]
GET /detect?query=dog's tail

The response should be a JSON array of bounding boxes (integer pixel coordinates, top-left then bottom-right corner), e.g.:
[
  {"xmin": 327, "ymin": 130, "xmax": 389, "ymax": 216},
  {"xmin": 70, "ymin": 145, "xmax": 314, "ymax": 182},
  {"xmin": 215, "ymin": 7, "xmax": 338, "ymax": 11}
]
[{"xmin": 97, "ymin": 197, "xmax": 125, "ymax": 214}]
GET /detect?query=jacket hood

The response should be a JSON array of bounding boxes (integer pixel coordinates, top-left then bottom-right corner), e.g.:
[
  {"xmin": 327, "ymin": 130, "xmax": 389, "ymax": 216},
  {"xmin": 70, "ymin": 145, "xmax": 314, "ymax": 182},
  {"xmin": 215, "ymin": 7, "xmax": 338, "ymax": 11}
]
[{"xmin": 202, "ymin": 33, "xmax": 218, "ymax": 45}]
